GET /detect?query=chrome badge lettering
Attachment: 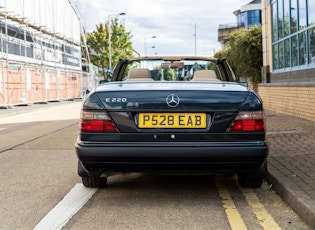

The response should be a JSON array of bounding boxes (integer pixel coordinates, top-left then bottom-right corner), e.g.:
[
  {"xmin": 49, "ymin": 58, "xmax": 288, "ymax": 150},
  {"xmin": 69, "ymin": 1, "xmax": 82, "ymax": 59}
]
[{"xmin": 105, "ymin": 97, "xmax": 127, "ymax": 103}]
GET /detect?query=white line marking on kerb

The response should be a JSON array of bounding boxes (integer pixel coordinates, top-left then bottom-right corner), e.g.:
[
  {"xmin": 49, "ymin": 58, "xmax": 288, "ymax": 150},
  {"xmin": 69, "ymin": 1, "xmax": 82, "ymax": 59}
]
[{"xmin": 33, "ymin": 183, "xmax": 97, "ymax": 230}]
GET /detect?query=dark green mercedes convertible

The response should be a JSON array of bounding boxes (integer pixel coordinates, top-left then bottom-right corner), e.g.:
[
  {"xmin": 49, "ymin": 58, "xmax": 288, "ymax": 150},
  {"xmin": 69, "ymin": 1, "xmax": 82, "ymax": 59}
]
[{"xmin": 75, "ymin": 56, "xmax": 268, "ymax": 188}]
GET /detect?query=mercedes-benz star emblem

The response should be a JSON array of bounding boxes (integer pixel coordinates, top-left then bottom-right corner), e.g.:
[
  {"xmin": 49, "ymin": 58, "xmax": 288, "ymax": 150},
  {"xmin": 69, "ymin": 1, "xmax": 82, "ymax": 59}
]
[{"xmin": 166, "ymin": 94, "xmax": 180, "ymax": 108}]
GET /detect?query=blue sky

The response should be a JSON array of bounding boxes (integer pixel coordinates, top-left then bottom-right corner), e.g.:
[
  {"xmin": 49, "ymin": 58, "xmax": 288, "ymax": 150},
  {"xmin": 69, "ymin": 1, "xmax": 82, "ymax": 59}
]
[{"xmin": 80, "ymin": 0, "xmax": 252, "ymax": 56}]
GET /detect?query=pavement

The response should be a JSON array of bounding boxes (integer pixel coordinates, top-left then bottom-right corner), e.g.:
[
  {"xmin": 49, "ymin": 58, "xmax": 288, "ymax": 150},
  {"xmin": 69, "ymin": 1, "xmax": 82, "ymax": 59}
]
[
  {"xmin": 1, "ymin": 101, "xmax": 315, "ymax": 228},
  {"xmin": 265, "ymin": 111, "xmax": 315, "ymax": 229},
  {"xmin": 0, "ymin": 100, "xmax": 81, "ymax": 118}
]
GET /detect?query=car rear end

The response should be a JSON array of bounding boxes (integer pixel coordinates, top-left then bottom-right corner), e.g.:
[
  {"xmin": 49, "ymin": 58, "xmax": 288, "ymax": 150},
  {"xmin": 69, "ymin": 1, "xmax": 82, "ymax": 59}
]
[{"xmin": 76, "ymin": 80, "xmax": 268, "ymax": 188}]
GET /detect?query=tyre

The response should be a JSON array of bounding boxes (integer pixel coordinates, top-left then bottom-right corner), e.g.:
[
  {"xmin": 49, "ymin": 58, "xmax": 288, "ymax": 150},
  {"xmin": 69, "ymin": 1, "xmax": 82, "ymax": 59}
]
[
  {"xmin": 237, "ymin": 162, "xmax": 268, "ymax": 188},
  {"xmin": 82, "ymin": 176, "xmax": 107, "ymax": 188}
]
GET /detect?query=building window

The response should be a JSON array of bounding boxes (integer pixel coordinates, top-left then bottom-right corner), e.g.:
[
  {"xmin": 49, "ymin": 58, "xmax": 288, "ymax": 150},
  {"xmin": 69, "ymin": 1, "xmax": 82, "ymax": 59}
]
[
  {"xmin": 299, "ymin": 31, "xmax": 306, "ymax": 65},
  {"xmin": 299, "ymin": 0, "xmax": 307, "ymax": 30},
  {"xmin": 291, "ymin": 0, "xmax": 298, "ymax": 33},
  {"xmin": 278, "ymin": 0, "xmax": 283, "ymax": 39},
  {"xmin": 309, "ymin": 27, "xmax": 315, "ymax": 63},
  {"xmin": 240, "ymin": 10, "xmax": 261, "ymax": 30},
  {"xmin": 272, "ymin": 0, "xmax": 315, "ymax": 71},
  {"xmin": 309, "ymin": 1, "xmax": 315, "ymax": 26},
  {"xmin": 292, "ymin": 35, "xmax": 298, "ymax": 66},
  {"xmin": 237, "ymin": 13, "xmax": 245, "ymax": 27},
  {"xmin": 283, "ymin": 0, "xmax": 290, "ymax": 37},
  {"xmin": 272, "ymin": 1, "xmax": 278, "ymax": 41},
  {"xmin": 279, "ymin": 41, "xmax": 284, "ymax": 68},
  {"xmin": 247, "ymin": 10, "xmax": 261, "ymax": 26},
  {"xmin": 284, "ymin": 38, "xmax": 290, "ymax": 67},
  {"xmin": 273, "ymin": 43, "xmax": 279, "ymax": 69}
]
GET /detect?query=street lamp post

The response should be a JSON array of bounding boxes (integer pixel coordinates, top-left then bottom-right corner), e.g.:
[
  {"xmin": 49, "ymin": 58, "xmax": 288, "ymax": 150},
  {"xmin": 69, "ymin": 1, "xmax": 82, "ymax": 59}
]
[
  {"xmin": 108, "ymin": 12, "xmax": 126, "ymax": 73},
  {"xmin": 146, "ymin": 45, "xmax": 156, "ymax": 56},
  {"xmin": 144, "ymin": 35, "xmax": 156, "ymax": 56},
  {"xmin": 190, "ymin": 19, "xmax": 197, "ymax": 56}
]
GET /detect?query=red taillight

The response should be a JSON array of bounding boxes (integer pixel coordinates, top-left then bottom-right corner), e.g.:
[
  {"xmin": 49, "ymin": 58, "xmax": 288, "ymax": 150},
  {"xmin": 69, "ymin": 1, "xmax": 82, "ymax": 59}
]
[
  {"xmin": 228, "ymin": 111, "xmax": 265, "ymax": 132},
  {"xmin": 80, "ymin": 111, "xmax": 118, "ymax": 132}
]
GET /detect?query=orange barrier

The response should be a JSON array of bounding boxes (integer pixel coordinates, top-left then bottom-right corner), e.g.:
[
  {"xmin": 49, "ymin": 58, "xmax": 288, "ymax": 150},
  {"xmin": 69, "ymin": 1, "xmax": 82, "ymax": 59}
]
[{"xmin": 0, "ymin": 63, "xmax": 81, "ymax": 107}]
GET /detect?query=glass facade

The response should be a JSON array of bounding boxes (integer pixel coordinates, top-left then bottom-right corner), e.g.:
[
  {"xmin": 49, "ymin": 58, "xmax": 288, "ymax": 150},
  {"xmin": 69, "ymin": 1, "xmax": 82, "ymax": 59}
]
[
  {"xmin": 271, "ymin": 0, "xmax": 315, "ymax": 71},
  {"xmin": 237, "ymin": 10, "xmax": 261, "ymax": 29}
]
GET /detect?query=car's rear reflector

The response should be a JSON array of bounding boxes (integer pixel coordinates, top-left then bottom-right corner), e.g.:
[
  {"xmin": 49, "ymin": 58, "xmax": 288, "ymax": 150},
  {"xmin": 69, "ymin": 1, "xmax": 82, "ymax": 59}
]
[
  {"xmin": 228, "ymin": 111, "xmax": 265, "ymax": 132},
  {"xmin": 80, "ymin": 111, "xmax": 118, "ymax": 132}
]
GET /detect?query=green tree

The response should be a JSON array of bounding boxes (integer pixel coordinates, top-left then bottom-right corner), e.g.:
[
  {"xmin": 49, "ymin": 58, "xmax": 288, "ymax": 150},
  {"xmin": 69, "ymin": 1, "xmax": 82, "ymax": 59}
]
[
  {"xmin": 215, "ymin": 25, "xmax": 263, "ymax": 82},
  {"xmin": 85, "ymin": 18, "xmax": 133, "ymax": 79},
  {"xmin": 153, "ymin": 66, "xmax": 177, "ymax": 81}
]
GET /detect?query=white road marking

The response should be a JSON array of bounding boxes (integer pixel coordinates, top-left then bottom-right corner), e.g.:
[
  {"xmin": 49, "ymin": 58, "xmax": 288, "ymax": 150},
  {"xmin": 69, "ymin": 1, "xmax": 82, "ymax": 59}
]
[{"xmin": 33, "ymin": 183, "xmax": 97, "ymax": 230}]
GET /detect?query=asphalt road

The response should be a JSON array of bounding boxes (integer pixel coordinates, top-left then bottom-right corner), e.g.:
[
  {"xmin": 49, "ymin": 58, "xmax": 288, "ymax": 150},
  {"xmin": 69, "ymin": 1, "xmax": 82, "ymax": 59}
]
[{"xmin": 0, "ymin": 101, "xmax": 311, "ymax": 229}]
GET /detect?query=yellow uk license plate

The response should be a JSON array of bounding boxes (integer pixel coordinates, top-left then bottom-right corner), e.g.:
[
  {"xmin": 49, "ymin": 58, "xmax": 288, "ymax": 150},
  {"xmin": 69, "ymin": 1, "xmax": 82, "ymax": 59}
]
[{"xmin": 138, "ymin": 113, "xmax": 206, "ymax": 128}]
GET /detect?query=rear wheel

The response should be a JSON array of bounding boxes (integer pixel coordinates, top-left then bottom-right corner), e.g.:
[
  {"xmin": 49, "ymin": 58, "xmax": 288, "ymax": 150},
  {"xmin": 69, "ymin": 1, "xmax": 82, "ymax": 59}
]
[
  {"xmin": 237, "ymin": 161, "xmax": 267, "ymax": 188},
  {"xmin": 82, "ymin": 176, "xmax": 107, "ymax": 188},
  {"xmin": 78, "ymin": 161, "xmax": 107, "ymax": 188}
]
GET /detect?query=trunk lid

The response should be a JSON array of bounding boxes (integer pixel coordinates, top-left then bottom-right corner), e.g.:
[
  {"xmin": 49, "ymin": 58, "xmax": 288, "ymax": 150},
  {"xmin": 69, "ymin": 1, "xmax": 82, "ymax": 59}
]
[{"xmin": 96, "ymin": 81, "xmax": 250, "ymax": 111}]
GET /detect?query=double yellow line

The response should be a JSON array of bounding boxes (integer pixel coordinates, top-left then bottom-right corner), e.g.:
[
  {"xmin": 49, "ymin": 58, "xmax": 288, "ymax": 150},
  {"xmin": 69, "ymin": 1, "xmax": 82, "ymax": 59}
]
[{"xmin": 215, "ymin": 177, "xmax": 281, "ymax": 230}]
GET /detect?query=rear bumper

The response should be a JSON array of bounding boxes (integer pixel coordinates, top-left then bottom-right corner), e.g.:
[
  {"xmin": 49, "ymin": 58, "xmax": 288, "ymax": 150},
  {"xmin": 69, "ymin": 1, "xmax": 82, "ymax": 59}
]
[{"xmin": 75, "ymin": 138, "xmax": 268, "ymax": 173}]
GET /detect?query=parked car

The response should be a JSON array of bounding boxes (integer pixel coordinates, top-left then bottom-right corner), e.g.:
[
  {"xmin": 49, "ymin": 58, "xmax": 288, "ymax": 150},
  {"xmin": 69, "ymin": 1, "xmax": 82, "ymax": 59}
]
[{"xmin": 75, "ymin": 56, "xmax": 268, "ymax": 188}]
